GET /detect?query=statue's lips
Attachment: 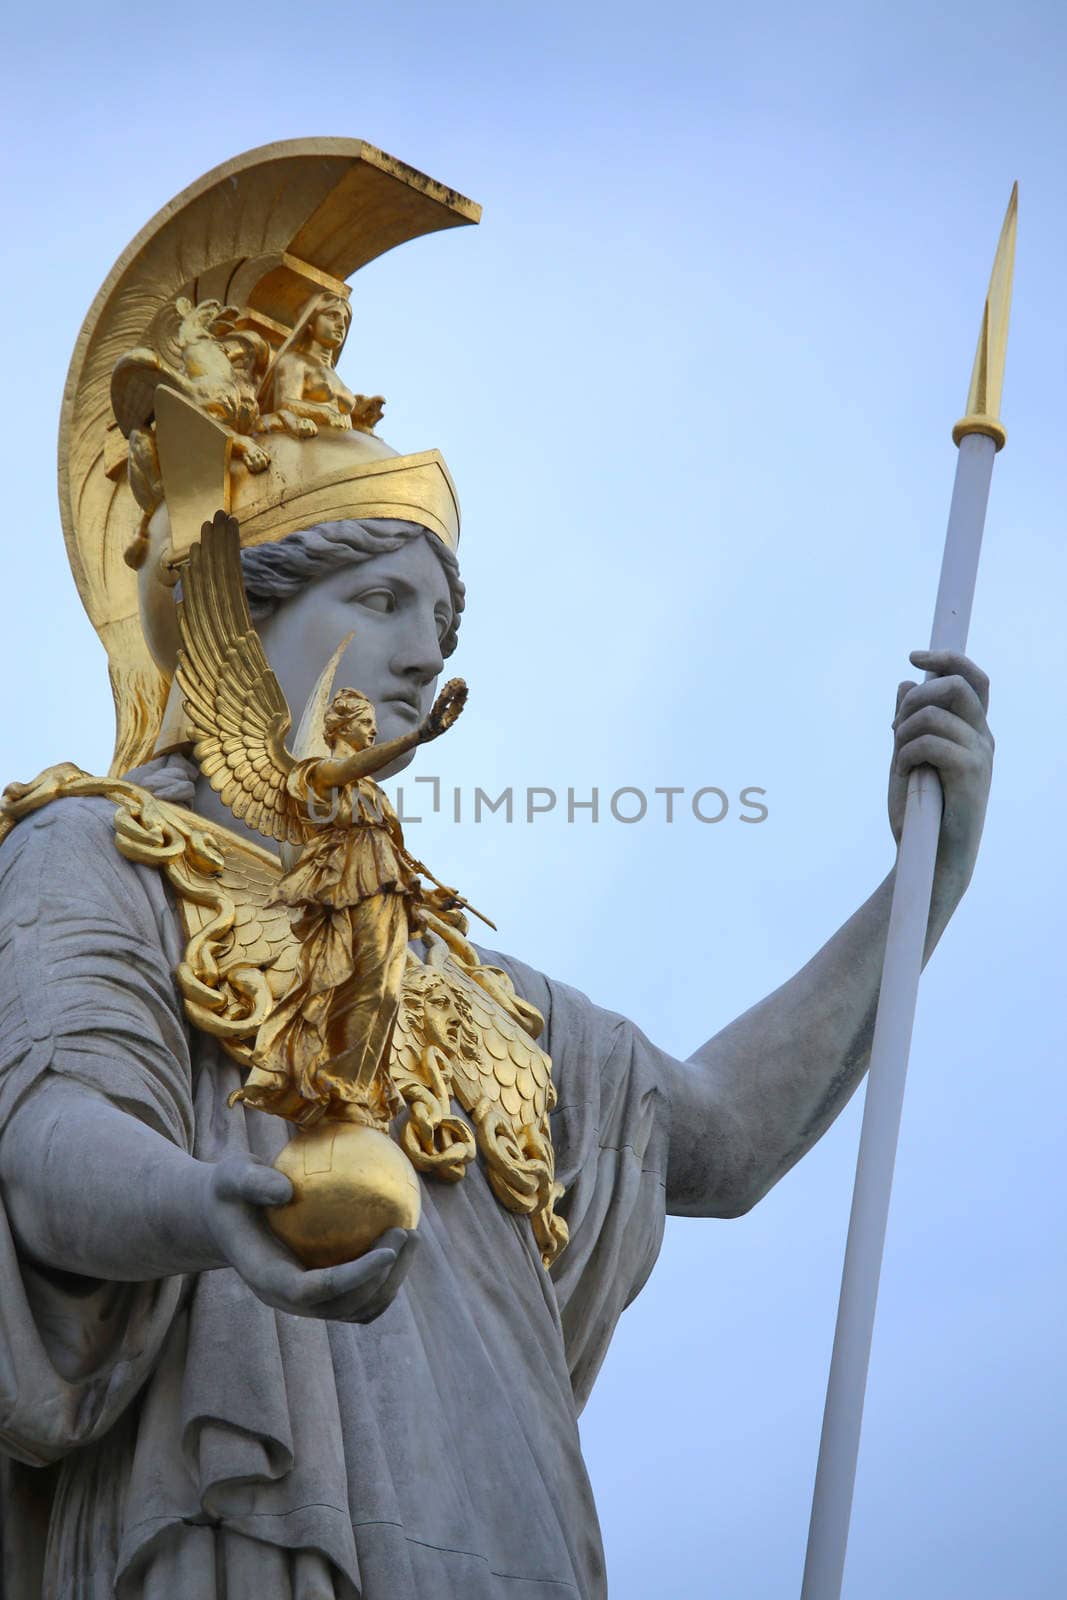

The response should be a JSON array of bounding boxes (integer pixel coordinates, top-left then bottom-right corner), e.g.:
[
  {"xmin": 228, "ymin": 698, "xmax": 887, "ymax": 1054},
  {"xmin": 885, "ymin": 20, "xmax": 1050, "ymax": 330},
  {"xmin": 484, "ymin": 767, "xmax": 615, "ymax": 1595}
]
[{"xmin": 382, "ymin": 694, "xmax": 421, "ymax": 719}]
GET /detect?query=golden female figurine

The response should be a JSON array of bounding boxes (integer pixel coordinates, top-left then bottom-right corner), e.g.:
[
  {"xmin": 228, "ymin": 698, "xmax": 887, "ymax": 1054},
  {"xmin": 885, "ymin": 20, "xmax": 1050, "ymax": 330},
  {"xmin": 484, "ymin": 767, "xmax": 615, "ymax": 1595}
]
[
  {"xmin": 249, "ymin": 682, "xmax": 466, "ymax": 1125},
  {"xmin": 176, "ymin": 510, "xmax": 466, "ymax": 1263},
  {"xmin": 260, "ymin": 289, "xmax": 385, "ymax": 436}
]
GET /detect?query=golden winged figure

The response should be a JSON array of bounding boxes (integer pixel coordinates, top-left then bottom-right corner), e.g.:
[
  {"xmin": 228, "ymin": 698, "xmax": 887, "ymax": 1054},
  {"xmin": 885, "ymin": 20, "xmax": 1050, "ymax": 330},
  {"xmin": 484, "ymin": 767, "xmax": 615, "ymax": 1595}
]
[{"xmin": 176, "ymin": 510, "xmax": 468, "ymax": 1131}]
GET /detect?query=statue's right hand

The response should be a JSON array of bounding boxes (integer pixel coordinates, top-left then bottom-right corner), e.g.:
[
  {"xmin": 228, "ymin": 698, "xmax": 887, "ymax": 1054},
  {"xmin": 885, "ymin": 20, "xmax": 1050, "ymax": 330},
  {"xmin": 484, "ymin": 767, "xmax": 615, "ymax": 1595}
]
[
  {"xmin": 421, "ymin": 677, "xmax": 468, "ymax": 742},
  {"xmin": 202, "ymin": 1154, "xmax": 418, "ymax": 1323}
]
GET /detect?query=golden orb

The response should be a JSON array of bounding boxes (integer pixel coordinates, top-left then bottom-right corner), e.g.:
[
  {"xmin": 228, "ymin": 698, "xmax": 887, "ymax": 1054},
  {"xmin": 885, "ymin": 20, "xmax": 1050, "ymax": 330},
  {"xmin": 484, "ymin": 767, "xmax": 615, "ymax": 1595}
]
[{"xmin": 268, "ymin": 1120, "xmax": 421, "ymax": 1269}]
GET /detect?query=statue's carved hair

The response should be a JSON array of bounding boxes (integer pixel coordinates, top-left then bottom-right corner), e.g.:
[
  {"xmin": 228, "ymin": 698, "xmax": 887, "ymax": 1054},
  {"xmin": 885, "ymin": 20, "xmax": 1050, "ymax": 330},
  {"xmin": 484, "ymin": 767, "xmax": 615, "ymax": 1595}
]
[{"xmin": 239, "ymin": 519, "xmax": 464, "ymax": 655}]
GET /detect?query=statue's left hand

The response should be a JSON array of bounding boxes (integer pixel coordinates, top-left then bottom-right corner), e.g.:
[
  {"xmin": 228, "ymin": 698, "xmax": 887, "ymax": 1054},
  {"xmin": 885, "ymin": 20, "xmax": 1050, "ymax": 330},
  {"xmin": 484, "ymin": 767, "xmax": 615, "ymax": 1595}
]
[
  {"xmin": 204, "ymin": 1155, "xmax": 419, "ymax": 1322},
  {"xmin": 888, "ymin": 649, "xmax": 994, "ymax": 906}
]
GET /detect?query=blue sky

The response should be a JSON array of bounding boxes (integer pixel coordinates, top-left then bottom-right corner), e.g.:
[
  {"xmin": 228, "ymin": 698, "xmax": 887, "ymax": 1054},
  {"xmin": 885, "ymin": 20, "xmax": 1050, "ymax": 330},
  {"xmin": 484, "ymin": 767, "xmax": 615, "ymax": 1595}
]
[{"xmin": 3, "ymin": 3, "xmax": 1066, "ymax": 1594}]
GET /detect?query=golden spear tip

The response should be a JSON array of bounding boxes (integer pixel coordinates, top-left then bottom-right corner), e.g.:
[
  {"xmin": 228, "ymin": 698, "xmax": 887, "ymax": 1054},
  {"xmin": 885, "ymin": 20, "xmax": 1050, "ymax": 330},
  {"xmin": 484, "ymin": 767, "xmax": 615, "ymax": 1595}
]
[{"xmin": 953, "ymin": 182, "xmax": 1018, "ymax": 451}]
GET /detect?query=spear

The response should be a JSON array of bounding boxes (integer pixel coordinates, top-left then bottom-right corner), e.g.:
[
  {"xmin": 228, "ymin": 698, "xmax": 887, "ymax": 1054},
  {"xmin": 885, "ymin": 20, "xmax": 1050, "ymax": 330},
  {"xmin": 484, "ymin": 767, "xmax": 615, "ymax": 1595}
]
[{"xmin": 801, "ymin": 184, "xmax": 1018, "ymax": 1600}]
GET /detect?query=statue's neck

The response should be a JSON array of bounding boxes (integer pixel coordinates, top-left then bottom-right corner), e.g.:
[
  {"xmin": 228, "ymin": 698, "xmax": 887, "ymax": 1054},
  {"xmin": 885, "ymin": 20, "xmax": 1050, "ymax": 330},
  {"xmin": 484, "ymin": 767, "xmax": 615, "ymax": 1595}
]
[{"xmin": 306, "ymin": 337, "xmax": 334, "ymax": 365}]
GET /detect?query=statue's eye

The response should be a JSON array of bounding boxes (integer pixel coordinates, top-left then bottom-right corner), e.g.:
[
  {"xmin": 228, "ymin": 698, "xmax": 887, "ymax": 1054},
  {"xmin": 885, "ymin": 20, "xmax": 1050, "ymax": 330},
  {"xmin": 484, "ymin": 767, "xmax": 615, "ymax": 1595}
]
[{"xmin": 354, "ymin": 589, "xmax": 395, "ymax": 614}]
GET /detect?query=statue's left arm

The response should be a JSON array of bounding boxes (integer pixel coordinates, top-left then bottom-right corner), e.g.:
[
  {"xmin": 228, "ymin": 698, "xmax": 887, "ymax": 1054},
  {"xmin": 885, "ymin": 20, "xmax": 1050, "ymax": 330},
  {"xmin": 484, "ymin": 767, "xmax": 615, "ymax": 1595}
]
[{"xmin": 664, "ymin": 650, "xmax": 993, "ymax": 1217}]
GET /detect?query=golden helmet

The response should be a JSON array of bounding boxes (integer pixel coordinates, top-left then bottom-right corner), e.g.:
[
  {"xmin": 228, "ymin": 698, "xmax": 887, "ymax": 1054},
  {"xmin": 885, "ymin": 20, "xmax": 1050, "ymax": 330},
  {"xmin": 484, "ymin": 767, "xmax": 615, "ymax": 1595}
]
[{"xmin": 59, "ymin": 138, "xmax": 479, "ymax": 773}]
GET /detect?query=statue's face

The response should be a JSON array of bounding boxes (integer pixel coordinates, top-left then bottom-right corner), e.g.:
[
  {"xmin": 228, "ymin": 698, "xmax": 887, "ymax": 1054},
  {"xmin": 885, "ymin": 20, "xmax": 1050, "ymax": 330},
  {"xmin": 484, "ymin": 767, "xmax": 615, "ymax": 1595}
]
[
  {"xmin": 311, "ymin": 302, "xmax": 349, "ymax": 349},
  {"xmin": 328, "ymin": 702, "xmax": 377, "ymax": 753},
  {"xmin": 349, "ymin": 710, "xmax": 378, "ymax": 748},
  {"xmin": 422, "ymin": 981, "xmax": 461, "ymax": 1053},
  {"xmin": 257, "ymin": 534, "xmax": 454, "ymax": 775}
]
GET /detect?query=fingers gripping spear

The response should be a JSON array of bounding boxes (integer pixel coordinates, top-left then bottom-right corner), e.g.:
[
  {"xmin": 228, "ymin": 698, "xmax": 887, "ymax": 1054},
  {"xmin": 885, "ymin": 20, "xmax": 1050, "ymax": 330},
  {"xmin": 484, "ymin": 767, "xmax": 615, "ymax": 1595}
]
[{"xmin": 801, "ymin": 186, "xmax": 1018, "ymax": 1600}]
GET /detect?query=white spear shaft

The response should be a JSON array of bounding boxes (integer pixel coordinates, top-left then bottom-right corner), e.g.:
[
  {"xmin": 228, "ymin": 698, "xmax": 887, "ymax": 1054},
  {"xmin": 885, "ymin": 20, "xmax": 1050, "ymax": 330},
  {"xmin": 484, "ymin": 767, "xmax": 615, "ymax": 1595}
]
[{"xmin": 800, "ymin": 185, "xmax": 1017, "ymax": 1600}]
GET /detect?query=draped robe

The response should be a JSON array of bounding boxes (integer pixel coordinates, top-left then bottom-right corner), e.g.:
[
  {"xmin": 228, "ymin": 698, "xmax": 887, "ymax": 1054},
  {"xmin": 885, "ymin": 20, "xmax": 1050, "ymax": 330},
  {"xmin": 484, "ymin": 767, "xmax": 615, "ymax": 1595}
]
[{"xmin": 0, "ymin": 759, "xmax": 673, "ymax": 1599}]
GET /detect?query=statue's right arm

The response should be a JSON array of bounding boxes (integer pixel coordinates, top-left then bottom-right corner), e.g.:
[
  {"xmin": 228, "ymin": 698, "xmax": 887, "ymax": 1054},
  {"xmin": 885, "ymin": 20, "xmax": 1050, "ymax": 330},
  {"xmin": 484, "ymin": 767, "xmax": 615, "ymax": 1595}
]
[
  {"xmin": 0, "ymin": 800, "xmax": 416, "ymax": 1321},
  {"xmin": 311, "ymin": 680, "xmax": 466, "ymax": 789},
  {"xmin": 312, "ymin": 727, "xmax": 422, "ymax": 789},
  {"xmin": 2, "ymin": 1075, "xmax": 280, "ymax": 1277},
  {"xmin": 0, "ymin": 1082, "xmax": 414, "ymax": 1318}
]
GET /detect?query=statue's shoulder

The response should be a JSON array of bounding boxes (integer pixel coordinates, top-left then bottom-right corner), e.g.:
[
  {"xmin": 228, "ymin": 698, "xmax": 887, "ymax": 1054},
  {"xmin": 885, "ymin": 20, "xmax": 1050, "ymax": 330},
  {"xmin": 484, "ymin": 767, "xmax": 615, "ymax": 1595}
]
[
  {"xmin": 0, "ymin": 765, "xmax": 142, "ymax": 880},
  {"xmin": 0, "ymin": 763, "xmax": 247, "ymax": 913},
  {"xmin": 1, "ymin": 764, "xmax": 169, "ymax": 859},
  {"xmin": 0, "ymin": 769, "xmax": 185, "ymax": 967},
  {"xmin": 0, "ymin": 762, "xmax": 293, "ymax": 1034}
]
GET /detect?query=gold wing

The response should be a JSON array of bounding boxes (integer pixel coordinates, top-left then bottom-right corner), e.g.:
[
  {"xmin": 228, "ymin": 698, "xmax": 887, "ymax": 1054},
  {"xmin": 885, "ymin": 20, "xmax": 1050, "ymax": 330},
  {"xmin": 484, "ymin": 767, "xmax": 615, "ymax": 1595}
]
[
  {"xmin": 201, "ymin": 842, "xmax": 301, "ymax": 1006},
  {"xmin": 390, "ymin": 944, "xmax": 568, "ymax": 1266},
  {"xmin": 171, "ymin": 824, "xmax": 302, "ymax": 1060},
  {"xmin": 389, "ymin": 946, "xmax": 555, "ymax": 1130},
  {"xmin": 176, "ymin": 511, "xmax": 304, "ymax": 844},
  {"xmin": 279, "ymin": 629, "xmax": 356, "ymax": 872},
  {"xmin": 442, "ymin": 958, "xmax": 555, "ymax": 1128}
]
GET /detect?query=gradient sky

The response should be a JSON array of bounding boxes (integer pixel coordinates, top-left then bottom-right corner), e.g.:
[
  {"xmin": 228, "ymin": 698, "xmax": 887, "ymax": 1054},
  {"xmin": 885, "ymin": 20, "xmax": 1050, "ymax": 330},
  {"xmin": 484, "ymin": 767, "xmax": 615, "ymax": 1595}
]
[{"xmin": 2, "ymin": 3, "xmax": 1066, "ymax": 1594}]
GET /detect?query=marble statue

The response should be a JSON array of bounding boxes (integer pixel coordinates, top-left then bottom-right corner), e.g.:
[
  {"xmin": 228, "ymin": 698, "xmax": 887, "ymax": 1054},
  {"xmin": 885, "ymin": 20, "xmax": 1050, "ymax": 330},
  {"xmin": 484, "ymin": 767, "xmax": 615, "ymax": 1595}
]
[{"xmin": 0, "ymin": 141, "xmax": 995, "ymax": 1599}]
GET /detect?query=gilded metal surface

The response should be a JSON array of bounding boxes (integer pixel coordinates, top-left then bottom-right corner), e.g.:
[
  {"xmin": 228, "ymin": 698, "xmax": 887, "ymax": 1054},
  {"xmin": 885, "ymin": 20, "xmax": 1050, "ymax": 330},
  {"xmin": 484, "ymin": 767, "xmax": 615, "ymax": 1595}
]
[
  {"xmin": 0, "ymin": 764, "xmax": 285, "ymax": 1044},
  {"xmin": 176, "ymin": 512, "xmax": 467, "ymax": 1140},
  {"xmin": 393, "ymin": 932, "xmax": 568, "ymax": 1267},
  {"xmin": 117, "ymin": 286, "xmax": 399, "ymax": 572},
  {"xmin": 0, "ymin": 764, "xmax": 567, "ymax": 1266},
  {"xmin": 952, "ymin": 183, "xmax": 1017, "ymax": 452},
  {"xmin": 269, "ymin": 1122, "xmax": 422, "ymax": 1269},
  {"xmin": 176, "ymin": 512, "xmax": 303, "ymax": 846},
  {"xmin": 154, "ymin": 393, "xmax": 460, "ymax": 568},
  {"xmin": 59, "ymin": 139, "xmax": 479, "ymax": 774},
  {"xmin": 259, "ymin": 290, "xmax": 385, "ymax": 437}
]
